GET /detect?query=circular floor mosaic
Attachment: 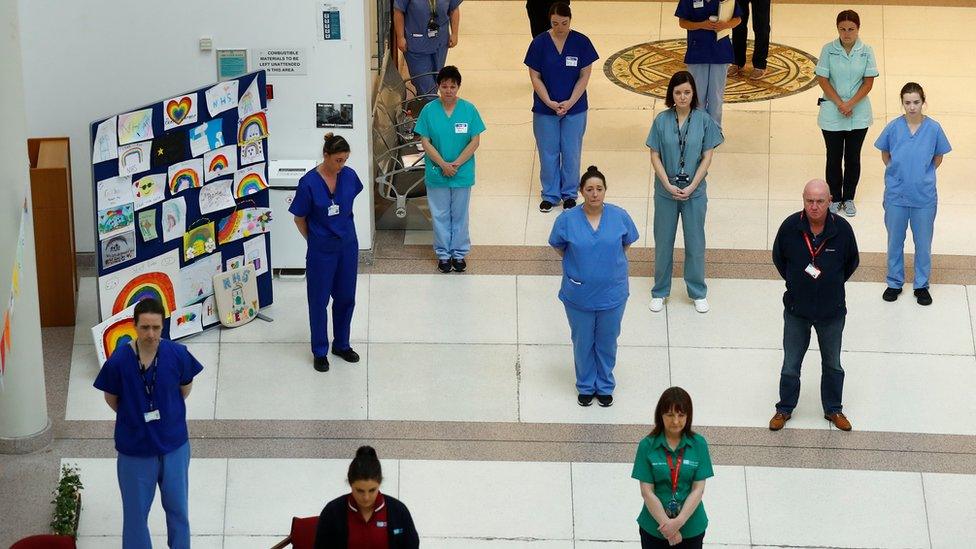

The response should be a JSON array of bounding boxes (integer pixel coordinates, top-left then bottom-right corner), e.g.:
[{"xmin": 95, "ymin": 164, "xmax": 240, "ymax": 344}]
[{"xmin": 604, "ymin": 39, "xmax": 819, "ymax": 103}]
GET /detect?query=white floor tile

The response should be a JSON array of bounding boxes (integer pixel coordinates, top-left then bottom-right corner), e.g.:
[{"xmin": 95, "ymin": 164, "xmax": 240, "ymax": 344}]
[
  {"xmin": 74, "ymin": 277, "xmax": 99, "ymax": 345},
  {"xmin": 700, "ymin": 466, "xmax": 751, "ymax": 545},
  {"xmin": 181, "ymin": 343, "xmax": 219, "ymax": 420},
  {"xmin": 469, "ymin": 196, "xmax": 529, "ymax": 245},
  {"xmin": 424, "ymin": 540, "xmax": 573, "ymax": 549},
  {"xmin": 572, "ymin": 462, "xmax": 643, "ymax": 541},
  {"xmin": 76, "ymin": 536, "xmax": 223, "ymax": 549},
  {"xmin": 220, "ymin": 536, "xmax": 289, "ymax": 549},
  {"xmin": 575, "ymin": 543, "xmax": 640, "ymax": 549},
  {"xmin": 65, "ymin": 345, "xmax": 114, "ymax": 421},
  {"xmin": 367, "ymin": 343, "xmax": 518, "ymax": 422},
  {"xmin": 923, "ymin": 472, "xmax": 976, "ymax": 548}
]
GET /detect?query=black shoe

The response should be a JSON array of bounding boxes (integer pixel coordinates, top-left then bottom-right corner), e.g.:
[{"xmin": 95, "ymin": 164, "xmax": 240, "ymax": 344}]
[
  {"xmin": 562, "ymin": 198, "xmax": 576, "ymax": 209},
  {"xmin": 882, "ymin": 287, "xmax": 902, "ymax": 302},
  {"xmin": 596, "ymin": 394, "xmax": 613, "ymax": 407},
  {"xmin": 451, "ymin": 258, "xmax": 467, "ymax": 272},
  {"xmin": 914, "ymin": 287, "xmax": 933, "ymax": 306},
  {"xmin": 313, "ymin": 355, "xmax": 330, "ymax": 372},
  {"xmin": 331, "ymin": 348, "xmax": 360, "ymax": 363},
  {"xmin": 577, "ymin": 394, "xmax": 594, "ymax": 407},
  {"xmin": 437, "ymin": 259, "xmax": 453, "ymax": 273},
  {"xmin": 539, "ymin": 200, "xmax": 553, "ymax": 213}
]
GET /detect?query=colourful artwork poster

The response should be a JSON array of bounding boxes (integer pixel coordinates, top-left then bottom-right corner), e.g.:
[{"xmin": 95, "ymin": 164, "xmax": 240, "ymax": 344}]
[
  {"xmin": 96, "ymin": 176, "xmax": 135, "ymax": 209},
  {"xmin": 205, "ymin": 79, "xmax": 239, "ymax": 117},
  {"xmin": 189, "ymin": 120, "xmax": 226, "ymax": 157},
  {"xmin": 199, "ymin": 179, "xmax": 236, "ymax": 215},
  {"xmin": 239, "ymin": 139, "xmax": 265, "ymax": 166},
  {"xmin": 97, "ymin": 248, "xmax": 181, "ymax": 319},
  {"xmin": 204, "ymin": 145, "xmax": 238, "ymax": 182},
  {"xmin": 100, "ymin": 229, "xmax": 137, "ymax": 269},
  {"xmin": 118, "ymin": 142, "xmax": 152, "ymax": 176},
  {"xmin": 162, "ymin": 94, "xmax": 199, "ymax": 131},
  {"xmin": 216, "ymin": 207, "xmax": 272, "ymax": 244},
  {"xmin": 238, "ymin": 78, "xmax": 261, "ymax": 118},
  {"xmin": 201, "ymin": 295, "xmax": 219, "ymax": 327},
  {"xmin": 225, "ymin": 255, "xmax": 244, "ymax": 271},
  {"xmin": 92, "ymin": 116, "xmax": 118, "ymax": 164},
  {"xmin": 138, "ymin": 209, "xmax": 158, "ymax": 241},
  {"xmin": 132, "ymin": 173, "xmax": 166, "ymax": 210},
  {"xmin": 168, "ymin": 158, "xmax": 203, "ymax": 195},
  {"xmin": 161, "ymin": 197, "xmax": 186, "ymax": 243},
  {"xmin": 178, "ymin": 252, "xmax": 222, "ymax": 306},
  {"xmin": 97, "ymin": 203, "xmax": 135, "ymax": 240},
  {"xmin": 243, "ymin": 233, "xmax": 269, "ymax": 276},
  {"xmin": 233, "ymin": 163, "xmax": 268, "ymax": 198},
  {"xmin": 183, "ymin": 221, "xmax": 217, "ymax": 262},
  {"xmin": 117, "ymin": 108, "xmax": 154, "ymax": 145},
  {"xmin": 91, "ymin": 304, "xmax": 137, "ymax": 365},
  {"xmin": 237, "ymin": 111, "xmax": 269, "ymax": 145},
  {"xmin": 217, "ymin": 210, "xmax": 244, "ymax": 244},
  {"xmin": 213, "ymin": 265, "xmax": 259, "ymax": 327},
  {"xmin": 169, "ymin": 303, "xmax": 203, "ymax": 340}
]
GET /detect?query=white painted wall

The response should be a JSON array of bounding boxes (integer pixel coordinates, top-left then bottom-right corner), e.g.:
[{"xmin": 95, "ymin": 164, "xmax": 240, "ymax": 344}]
[{"xmin": 18, "ymin": 0, "xmax": 375, "ymax": 252}]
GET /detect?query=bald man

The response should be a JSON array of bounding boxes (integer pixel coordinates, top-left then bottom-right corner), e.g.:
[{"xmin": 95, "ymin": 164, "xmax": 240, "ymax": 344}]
[{"xmin": 769, "ymin": 179, "xmax": 859, "ymax": 432}]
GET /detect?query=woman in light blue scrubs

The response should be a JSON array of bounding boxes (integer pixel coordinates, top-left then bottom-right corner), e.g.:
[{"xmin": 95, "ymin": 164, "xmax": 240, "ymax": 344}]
[
  {"xmin": 675, "ymin": 0, "xmax": 742, "ymax": 127},
  {"xmin": 549, "ymin": 166, "xmax": 639, "ymax": 408},
  {"xmin": 647, "ymin": 71, "xmax": 723, "ymax": 315},
  {"xmin": 394, "ymin": 0, "xmax": 462, "ymax": 95},
  {"xmin": 524, "ymin": 1, "xmax": 599, "ymax": 213},
  {"xmin": 875, "ymin": 82, "xmax": 951, "ymax": 307}
]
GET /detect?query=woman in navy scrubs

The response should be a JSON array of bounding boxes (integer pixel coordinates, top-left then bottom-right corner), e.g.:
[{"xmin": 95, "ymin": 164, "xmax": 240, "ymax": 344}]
[
  {"xmin": 675, "ymin": 0, "xmax": 741, "ymax": 126},
  {"xmin": 290, "ymin": 133, "xmax": 363, "ymax": 372}
]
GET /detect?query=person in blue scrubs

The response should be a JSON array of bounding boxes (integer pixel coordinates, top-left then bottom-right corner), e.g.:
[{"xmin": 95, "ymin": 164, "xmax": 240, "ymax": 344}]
[
  {"xmin": 875, "ymin": 82, "xmax": 951, "ymax": 306},
  {"xmin": 290, "ymin": 133, "xmax": 364, "ymax": 372},
  {"xmin": 94, "ymin": 298, "xmax": 203, "ymax": 549},
  {"xmin": 647, "ymin": 71, "xmax": 724, "ymax": 315},
  {"xmin": 394, "ymin": 0, "xmax": 462, "ymax": 96},
  {"xmin": 524, "ymin": 1, "xmax": 599, "ymax": 213},
  {"xmin": 549, "ymin": 165, "xmax": 639, "ymax": 407},
  {"xmin": 675, "ymin": 0, "xmax": 741, "ymax": 127},
  {"xmin": 414, "ymin": 65, "xmax": 485, "ymax": 273}
]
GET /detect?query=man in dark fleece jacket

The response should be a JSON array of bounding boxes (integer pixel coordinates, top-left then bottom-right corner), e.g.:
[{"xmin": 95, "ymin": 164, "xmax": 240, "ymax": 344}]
[{"xmin": 769, "ymin": 179, "xmax": 859, "ymax": 432}]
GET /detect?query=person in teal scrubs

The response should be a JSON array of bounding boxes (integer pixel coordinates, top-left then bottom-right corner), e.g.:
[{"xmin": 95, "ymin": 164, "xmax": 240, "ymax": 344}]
[
  {"xmin": 549, "ymin": 166, "xmax": 639, "ymax": 407},
  {"xmin": 816, "ymin": 10, "xmax": 878, "ymax": 217},
  {"xmin": 875, "ymin": 82, "xmax": 951, "ymax": 306},
  {"xmin": 632, "ymin": 387, "xmax": 714, "ymax": 548},
  {"xmin": 414, "ymin": 65, "xmax": 485, "ymax": 273},
  {"xmin": 647, "ymin": 71, "xmax": 724, "ymax": 315}
]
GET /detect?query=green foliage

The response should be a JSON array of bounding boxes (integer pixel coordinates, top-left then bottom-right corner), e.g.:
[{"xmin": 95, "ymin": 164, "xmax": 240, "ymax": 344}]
[{"xmin": 50, "ymin": 464, "xmax": 83, "ymax": 537}]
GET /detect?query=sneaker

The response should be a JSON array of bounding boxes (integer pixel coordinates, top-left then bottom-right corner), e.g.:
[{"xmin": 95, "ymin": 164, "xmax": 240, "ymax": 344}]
[
  {"xmin": 313, "ymin": 355, "xmax": 330, "ymax": 372},
  {"xmin": 749, "ymin": 68, "xmax": 767, "ymax": 80},
  {"xmin": 596, "ymin": 394, "xmax": 613, "ymax": 407},
  {"xmin": 914, "ymin": 287, "xmax": 933, "ymax": 306},
  {"xmin": 451, "ymin": 258, "xmax": 467, "ymax": 272},
  {"xmin": 882, "ymin": 287, "xmax": 902, "ymax": 302},
  {"xmin": 829, "ymin": 201, "xmax": 841, "ymax": 214},
  {"xmin": 694, "ymin": 298, "xmax": 710, "ymax": 313},
  {"xmin": 824, "ymin": 412, "xmax": 852, "ymax": 431},
  {"xmin": 437, "ymin": 259, "xmax": 452, "ymax": 273},
  {"xmin": 562, "ymin": 198, "xmax": 576, "ymax": 209},
  {"xmin": 843, "ymin": 200, "xmax": 857, "ymax": 217},
  {"xmin": 649, "ymin": 297, "xmax": 665, "ymax": 312},
  {"xmin": 768, "ymin": 411, "xmax": 791, "ymax": 431},
  {"xmin": 727, "ymin": 65, "xmax": 741, "ymax": 77},
  {"xmin": 539, "ymin": 200, "xmax": 554, "ymax": 213},
  {"xmin": 331, "ymin": 348, "xmax": 360, "ymax": 363},
  {"xmin": 577, "ymin": 394, "xmax": 595, "ymax": 407}
]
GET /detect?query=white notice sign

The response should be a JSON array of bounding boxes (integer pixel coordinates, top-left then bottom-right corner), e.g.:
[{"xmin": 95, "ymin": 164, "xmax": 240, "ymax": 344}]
[{"xmin": 252, "ymin": 48, "xmax": 307, "ymax": 76}]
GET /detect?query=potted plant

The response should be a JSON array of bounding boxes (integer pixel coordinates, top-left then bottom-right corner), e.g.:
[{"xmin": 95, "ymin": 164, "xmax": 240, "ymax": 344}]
[{"xmin": 50, "ymin": 464, "xmax": 83, "ymax": 537}]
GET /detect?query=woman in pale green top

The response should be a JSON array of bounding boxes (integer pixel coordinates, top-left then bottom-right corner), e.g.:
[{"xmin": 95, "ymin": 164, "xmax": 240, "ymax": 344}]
[{"xmin": 815, "ymin": 9, "xmax": 878, "ymax": 218}]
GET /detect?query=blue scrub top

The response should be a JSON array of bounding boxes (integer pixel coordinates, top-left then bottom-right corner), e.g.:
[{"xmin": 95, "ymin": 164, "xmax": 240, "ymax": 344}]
[
  {"xmin": 875, "ymin": 116, "xmax": 952, "ymax": 208},
  {"xmin": 93, "ymin": 339, "xmax": 203, "ymax": 457},
  {"xmin": 815, "ymin": 39, "xmax": 879, "ymax": 131},
  {"xmin": 646, "ymin": 108, "xmax": 724, "ymax": 199},
  {"xmin": 675, "ymin": 0, "xmax": 742, "ymax": 65},
  {"xmin": 289, "ymin": 166, "xmax": 363, "ymax": 254},
  {"xmin": 414, "ymin": 98, "xmax": 486, "ymax": 188},
  {"xmin": 394, "ymin": 0, "xmax": 462, "ymax": 54},
  {"xmin": 549, "ymin": 203, "xmax": 639, "ymax": 311},
  {"xmin": 524, "ymin": 30, "xmax": 599, "ymax": 116}
]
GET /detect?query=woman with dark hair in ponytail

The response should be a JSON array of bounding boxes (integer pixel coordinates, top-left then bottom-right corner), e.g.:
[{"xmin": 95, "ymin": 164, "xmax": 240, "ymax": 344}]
[
  {"xmin": 290, "ymin": 133, "xmax": 364, "ymax": 373},
  {"xmin": 314, "ymin": 446, "xmax": 420, "ymax": 549}
]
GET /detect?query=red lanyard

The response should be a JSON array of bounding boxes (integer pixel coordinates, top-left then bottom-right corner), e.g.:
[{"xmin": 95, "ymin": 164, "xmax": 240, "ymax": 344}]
[
  {"xmin": 802, "ymin": 232, "xmax": 828, "ymax": 267},
  {"xmin": 666, "ymin": 448, "xmax": 686, "ymax": 498}
]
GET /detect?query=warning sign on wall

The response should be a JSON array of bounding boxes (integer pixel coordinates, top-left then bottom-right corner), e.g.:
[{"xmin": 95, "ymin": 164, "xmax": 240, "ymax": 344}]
[{"xmin": 252, "ymin": 49, "xmax": 307, "ymax": 76}]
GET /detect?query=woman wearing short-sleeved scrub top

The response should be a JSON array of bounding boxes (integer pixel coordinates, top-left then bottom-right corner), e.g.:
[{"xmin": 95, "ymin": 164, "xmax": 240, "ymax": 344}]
[
  {"xmin": 647, "ymin": 71, "xmax": 724, "ymax": 314},
  {"xmin": 290, "ymin": 134, "xmax": 364, "ymax": 372},
  {"xmin": 875, "ymin": 82, "xmax": 951, "ymax": 307},
  {"xmin": 524, "ymin": 1, "xmax": 599, "ymax": 213},
  {"xmin": 632, "ymin": 387, "xmax": 714, "ymax": 549},
  {"xmin": 815, "ymin": 10, "xmax": 878, "ymax": 217},
  {"xmin": 549, "ymin": 166, "xmax": 639, "ymax": 408},
  {"xmin": 675, "ymin": 0, "xmax": 742, "ymax": 127},
  {"xmin": 394, "ymin": 0, "xmax": 462, "ymax": 96}
]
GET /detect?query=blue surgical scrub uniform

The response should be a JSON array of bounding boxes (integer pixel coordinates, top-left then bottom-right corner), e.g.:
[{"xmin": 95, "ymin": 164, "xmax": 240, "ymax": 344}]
[
  {"xmin": 647, "ymin": 108, "xmax": 724, "ymax": 300},
  {"xmin": 875, "ymin": 116, "xmax": 952, "ymax": 290},
  {"xmin": 93, "ymin": 339, "xmax": 203, "ymax": 549},
  {"xmin": 524, "ymin": 30, "xmax": 599, "ymax": 203},
  {"xmin": 675, "ymin": 0, "xmax": 742, "ymax": 126},
  {"xmin": 395, "ymin": 0, "xmax": 462, "ymax": 95},
  {"xmin": 549, "ymin": 203, "xmax": 639, "ymax": 395},
  {"xmin": 289, "ymin": 166, "xmax": 363, "ymax": 359}
]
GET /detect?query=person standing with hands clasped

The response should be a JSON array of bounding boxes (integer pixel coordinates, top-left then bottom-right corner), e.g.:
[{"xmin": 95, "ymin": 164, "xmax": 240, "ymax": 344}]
[
  {"xmin": 770, "ymin": 179, "xmax": 859, "ymax": 432},
  {"xmin": 875, "ymin": 82, "xmax": 951, "ymax": 306},
  {"xmin": 632, "ymin": 387, "xmax": 714, "ymax": 548},
  {"xmin": 675, "ymin": 0, "xmax": 742, "ymax": 126},
  {"xmin": 291, "ymin": 133, "xmax": 364, "ymax": 373},
  {"xmin": 393, "ymin": 0, "xmax": 462, "ymax": 96},
  {"xmin": 93, "ymin": 298, "xmax": 203, "ymax": 549}
]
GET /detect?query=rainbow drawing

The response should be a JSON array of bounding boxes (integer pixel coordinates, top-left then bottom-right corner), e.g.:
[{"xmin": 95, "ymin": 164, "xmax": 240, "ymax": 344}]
[
  {"xmin": 217, "ymin": 210, "xmax": 243, "ymax": 244},
  {"xmin": 111, "ymin": 271, "xmax": 177, "ymax": 318},
  {"xmin": 166, "ymin": 97, "xmax": 193, "ymax": 125},
  {"xmin": 237, "ymin": 112, "xmax": 268, "ymax": 144},
  {"xmin": 169, "ymin": 168, "xmax": 201, "ymax": 194},
  {"xmin": 234, "ymin": 172, "xmax": 268, "ymax": 198},
  {"xmin": 102, "ymin": 318, "xmax": 137, "ymax": 362},
  {"xmin": 208, "ymin": 154, "xmax": 230, "ymax": 173},
  {"xmin": 121, "ymin": 147, "xmax": 144, "ymax": 166}
]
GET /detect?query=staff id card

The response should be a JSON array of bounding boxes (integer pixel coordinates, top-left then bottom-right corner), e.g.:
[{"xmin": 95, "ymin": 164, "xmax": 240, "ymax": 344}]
[
  {"xmin": 693, "ymin": 0, "xmax": 705, "ymax": 7},
  {"xmin": 328, "ymin": 204, "xmax": 340, "ymax": 216},
  {"xmin": 144, "ymin": 410, "xmax": 161, "ymax": 422},
  {"xmin": 454, "ymin": 123, "xmax": 468, "ymax": 134},
  {"xmin": 565, "ymin": 56, "xmax": 578, "ymax": 67},
  {"xmin": 805, "ymin": 263, "xmax": 821, "ymax": 279}
]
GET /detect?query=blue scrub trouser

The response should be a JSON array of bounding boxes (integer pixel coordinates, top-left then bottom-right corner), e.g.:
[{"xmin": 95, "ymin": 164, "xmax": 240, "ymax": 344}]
[
  {"xmin": 652, "ymin": 193, "xmax": 708, "ymax": 299},
  {"xmin": 564, "ymin": 302, "xmax": 626, "ymax": 395},
  {"xmin": 686, "ymin": 63, "xmax": 729, "ymax": 127},
  {"xmin": 405, "ymin": 47, "xmax": 449, "ymax": 95},
  {"xmin": 117, "ymin": 441, "xmax": 191, "ymax": 549},
  {"xmin": 306, "ymin": 241, "xmax": 358, "ymax": 358},
  {"xmin": 885, "ymin": 203, "xmax": 937, "ymax": 290},
  {"xmin": 533, "ymin": 111, "xmax": 587, "ymax": 203},
  {"xmin": 427, "ymin": 186, "xmax": 472, "ymax": 259}
]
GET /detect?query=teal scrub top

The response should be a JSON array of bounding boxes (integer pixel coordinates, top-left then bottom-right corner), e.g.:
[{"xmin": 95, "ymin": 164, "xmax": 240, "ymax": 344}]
[
  {"xmin": 874, "ymin": 116, "xmax": 952, "ymax": 208},
  {"xmin": 414, "ymin": 97, "xmax": 486, "ymax": 188},
  {"xmin": 815, "ymin": 39, "xmax": 879, "ymax": 131},
  {"xmin": 646, "ymin": 108, "xmax": 724, "ymax": 200}
]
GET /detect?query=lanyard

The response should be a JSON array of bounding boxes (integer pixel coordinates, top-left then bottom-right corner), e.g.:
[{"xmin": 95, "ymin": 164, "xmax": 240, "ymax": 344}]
[
  {"xmin": 427, "ymin": 0, "xmax": 438, "ymax": 23},
  {"xmin": 666, "ymin": 448, "xmax": 686, "ymax": 500},
  {"xmin": 674, "ymin": 109, "xmax": 689, "ymax": 174},
  {"xmin": 135, "ymin": 342, "xmax": 159, "ymax": 411},
  {"xmin": 802, "ymin": 231, "xmax": 828, "ymax": 267}
]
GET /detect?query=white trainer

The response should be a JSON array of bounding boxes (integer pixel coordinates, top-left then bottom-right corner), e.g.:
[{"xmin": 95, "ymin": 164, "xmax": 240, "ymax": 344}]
[
  {"xmin": 649, "ymin": 297, "xmax": 665, "ymax": 312},
  {"xmin": 694, "ymin": 298, "xmax": 710, "ymax": 313}
]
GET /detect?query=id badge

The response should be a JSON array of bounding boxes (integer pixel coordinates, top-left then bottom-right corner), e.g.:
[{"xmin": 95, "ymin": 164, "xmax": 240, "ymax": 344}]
[
  {"xmin": 565, "ymin": 56, "xmax": 578, "ymax": 67},
  {"xmin": 427, "ymin": 28, "xmax": 438, "ymax": 38},
  {"xmin": 693, "ymin": 0, "xmax": 704, "ymax": 7},
  {"xmin": 805, "ymin": 263, "xmax": 822, "ymax": 279},
  {"xmin": 665, "ymin": 498, "xmax": 682, "ymax": 519},
  {"xmin": 328, "ymin": 204, "xmax": 340, "ymax": 216},
  {"xmin": 144, "ymin": 410, "xmax": 161, "ymax": 422},
  {"xmin": 454, "ymin": 122, "xmax": 469, "ymax": 134}
]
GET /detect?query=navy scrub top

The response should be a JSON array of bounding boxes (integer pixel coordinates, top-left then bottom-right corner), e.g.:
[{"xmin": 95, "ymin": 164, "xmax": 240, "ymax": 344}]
[
  {"xmin": 524, "ymin": 29, "xmax": 600, "ymax": 116},
  {"xmin": 394, "ymin": 0, "xmax": 463, "ymax": 55},
  {"xmin": 289, "ymin": 166, "xmax": 364, "ymax": 254},
  {"xmin": 675, "ymin": 0, "xmax": 742, "ymax": 65}
]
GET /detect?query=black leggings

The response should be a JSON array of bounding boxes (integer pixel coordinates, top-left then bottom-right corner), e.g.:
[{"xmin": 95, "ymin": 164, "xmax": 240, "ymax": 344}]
[
  {"xmin": 822, "ymin": 128, "xmax": 868, "ymax": 203},
  {"xmin": 639, "ymin": 527, "xmax": 705, "ymax": 549},
  {"xmin": 732, "ymin": 0, "xmax": 771, "ymax": 69}
]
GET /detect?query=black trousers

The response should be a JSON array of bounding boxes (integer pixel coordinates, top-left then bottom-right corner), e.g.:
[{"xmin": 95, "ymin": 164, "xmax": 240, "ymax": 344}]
[
  {"xmin": 639, "ymin": 528, "xmax": 705, "ymax": 549},
  {"xmin": 822, "ymin": 128, "xmax": 868, "ymax": 203},
  {"xmin": 732, "ymin": 0, "xmax": 771, "ymax": 69},
  {"xmin": 526, "ymin": 0, "xmax": 569, "ymax": 38}
]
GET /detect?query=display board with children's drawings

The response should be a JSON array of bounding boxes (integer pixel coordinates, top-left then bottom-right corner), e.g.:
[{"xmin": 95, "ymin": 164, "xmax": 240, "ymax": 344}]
[{"xmin": 89, "ymin": 71, "xmax": 273, "ymax": 349}]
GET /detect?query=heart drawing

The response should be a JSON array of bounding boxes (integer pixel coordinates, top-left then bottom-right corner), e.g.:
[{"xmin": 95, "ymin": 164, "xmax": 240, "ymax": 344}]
[{"xmin": 167, "ymin": 97, "xmax": 193, "ymax": 125}]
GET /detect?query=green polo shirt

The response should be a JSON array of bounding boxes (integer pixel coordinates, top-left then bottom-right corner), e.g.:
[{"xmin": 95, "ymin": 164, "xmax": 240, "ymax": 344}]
[
  {"xmin": 414, "ymin": 97, "xmax": 486, "ymax": 188},
  {"xmin": 631, "ymin": 432, "xmax": 714, "ymax": 539}
]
